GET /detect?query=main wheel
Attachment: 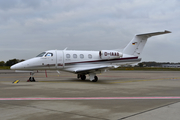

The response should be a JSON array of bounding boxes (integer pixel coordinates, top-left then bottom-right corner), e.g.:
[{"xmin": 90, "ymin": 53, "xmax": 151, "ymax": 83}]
[
  {"xmin": 77, "ymin": 74, "xmax": 80, "ymax": 79},
  {"xmin": 80, "ymin": 75, "xmax": 86, "ymax": 80},
  {"xmin": 92, "ymin": 76, "xmax": 98, "ymax": 82}
]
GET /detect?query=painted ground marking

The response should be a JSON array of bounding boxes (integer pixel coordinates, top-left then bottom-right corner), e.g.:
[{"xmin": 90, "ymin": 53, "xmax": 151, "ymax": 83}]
[{"xmin": 1, "ymin": 97, "xmax": 180, "ymax": 101}]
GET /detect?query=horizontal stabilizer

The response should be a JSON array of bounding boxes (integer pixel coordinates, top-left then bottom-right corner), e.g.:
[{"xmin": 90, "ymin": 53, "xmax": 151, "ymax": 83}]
[{"xmin": 136, "ymin": 30, "xmax": 171, "ymax": 38}]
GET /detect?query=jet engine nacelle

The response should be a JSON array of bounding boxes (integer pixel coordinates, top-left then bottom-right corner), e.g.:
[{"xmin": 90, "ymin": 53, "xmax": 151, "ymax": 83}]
[{"xmin": 99, "ymin": 50, "xmax": 123, "ymax": 59}]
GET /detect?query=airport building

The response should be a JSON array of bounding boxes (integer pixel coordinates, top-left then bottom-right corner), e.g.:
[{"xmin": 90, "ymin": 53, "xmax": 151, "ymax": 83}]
[{"xmin": 161, "ymin": 64, "xmax": 180, "ymax": 68}]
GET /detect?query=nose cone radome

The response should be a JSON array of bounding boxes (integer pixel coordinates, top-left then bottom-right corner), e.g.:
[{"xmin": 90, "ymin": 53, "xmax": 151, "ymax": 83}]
[
  {"xmin": 10, "ymin": 63, "xmax": 24, "ymax": 70},
  {"xmin": 10, "ymin": 65, "xmax": 16, "ymax": 70}
]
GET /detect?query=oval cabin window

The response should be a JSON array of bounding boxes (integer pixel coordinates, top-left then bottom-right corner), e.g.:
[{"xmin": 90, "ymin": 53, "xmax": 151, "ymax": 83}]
[
  {"xmin": 73, "ymin": 54, "xmax": 77, "ymax": 58},
  {"xmin": 66, "ymin": 54, "xmax": 70, "ymax": 58},
  {"xmin": 80, "ymin": 54, "xmax": 84, "ymax": 59},
  {"xmin": 88, "ymin": 54, "xmax": 92, "ymax": 59}
]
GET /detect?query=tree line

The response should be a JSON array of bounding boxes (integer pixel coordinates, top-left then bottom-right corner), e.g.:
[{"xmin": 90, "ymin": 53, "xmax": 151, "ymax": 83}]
[{"xmin": 0, "ymin": 59, "xmax": 25, "ymax": 66}]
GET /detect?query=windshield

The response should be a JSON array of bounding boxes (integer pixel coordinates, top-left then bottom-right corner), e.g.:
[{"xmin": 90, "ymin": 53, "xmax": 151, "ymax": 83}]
[
  {"xmin": 36, "ymin": 52, "xmax": 46, "ymax": 57},
  {"xmin": 45, "ymin": 53, "xmax": 53, "ymax": 57}
]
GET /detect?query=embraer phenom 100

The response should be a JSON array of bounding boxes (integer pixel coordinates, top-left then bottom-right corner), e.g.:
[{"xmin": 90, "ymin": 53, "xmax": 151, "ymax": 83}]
[{"xmin": 11, "ymin": 30, "xmax": 171, "ymax": 82}]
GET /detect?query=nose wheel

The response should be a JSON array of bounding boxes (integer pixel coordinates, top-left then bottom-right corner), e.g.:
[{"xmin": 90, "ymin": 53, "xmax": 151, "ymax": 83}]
[
  {"xmin": 27, "ymin": 77, "xmax": 35, "ymax": 82},
  {"xmin": 27, "ymin": 72, "xmax": 36, "ymax": 82}
]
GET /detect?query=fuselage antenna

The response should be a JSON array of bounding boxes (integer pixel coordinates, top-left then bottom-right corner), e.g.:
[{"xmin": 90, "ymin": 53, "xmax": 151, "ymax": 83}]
[{"xmin": 64, "ymin": 47, "xmax": 68, "ymax": 50}]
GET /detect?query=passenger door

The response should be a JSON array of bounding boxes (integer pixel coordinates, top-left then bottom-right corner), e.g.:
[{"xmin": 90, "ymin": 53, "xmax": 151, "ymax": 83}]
[{"xmin": 56, "ymin": 50, "xmax": 64, "ymax": 69}]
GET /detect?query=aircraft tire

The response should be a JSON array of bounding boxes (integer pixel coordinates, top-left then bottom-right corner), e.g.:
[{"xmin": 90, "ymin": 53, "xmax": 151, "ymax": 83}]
[
  {"xmin": 27, "ymin": 77, "xmax": 36, "ymax": 82},
  {"xmin": 32, "ymin": 77, "xmax": 36, "ymax": 82},
  {"xmin": 81, "ymin": 75, "xmax": 86, "ymax": 80},
  {"xmin": 92, "ymin": 76, "xmax": 98, "ymax": 82},
  {"xmin": 77, "ymin": 74, "xmax": 80, "ymax": 79}
]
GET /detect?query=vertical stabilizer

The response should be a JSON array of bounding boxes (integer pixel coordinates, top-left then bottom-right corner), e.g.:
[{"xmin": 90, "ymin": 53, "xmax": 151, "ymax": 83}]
[{"xmin": 123, "ymin": 30, "xmax": 171, "ymax": 57}]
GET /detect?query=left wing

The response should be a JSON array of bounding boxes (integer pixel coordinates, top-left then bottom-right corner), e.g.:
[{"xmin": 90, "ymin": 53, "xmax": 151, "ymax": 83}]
[{"xmin": 64, "ymin": 65, "xmax": 119, "ymax": 74}]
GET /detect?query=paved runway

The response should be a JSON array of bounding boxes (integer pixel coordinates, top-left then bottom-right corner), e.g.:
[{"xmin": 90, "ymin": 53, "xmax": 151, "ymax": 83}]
[{"xmin": 0, "ymin": 70, "xmax": 180, "ymax": 120}]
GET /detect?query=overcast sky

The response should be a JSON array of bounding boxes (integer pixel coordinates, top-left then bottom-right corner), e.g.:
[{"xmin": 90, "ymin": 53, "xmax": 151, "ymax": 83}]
[{"xmin": 0, "ymin": 0, "xmax": 179, "ymax": 62}]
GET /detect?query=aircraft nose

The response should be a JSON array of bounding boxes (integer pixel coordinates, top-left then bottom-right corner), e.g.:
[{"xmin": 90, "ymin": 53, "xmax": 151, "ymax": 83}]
[
  {"xmin": 10, "ymin": 65, "xmax": 15, "ymax": 70},
  {"xmin": 10, "ymin": 63, "xmax": 24, "ymax": 70}
]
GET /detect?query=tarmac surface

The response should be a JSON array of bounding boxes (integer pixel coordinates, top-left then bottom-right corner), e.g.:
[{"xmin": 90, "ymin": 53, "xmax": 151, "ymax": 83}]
[{"xmin": 0, "ymin": 70, "xmax": 180, "ymax": 120}]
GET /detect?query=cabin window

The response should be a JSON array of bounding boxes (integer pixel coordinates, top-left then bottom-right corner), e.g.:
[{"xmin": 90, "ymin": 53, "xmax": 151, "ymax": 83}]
[
  {"xmin": 80, "ymin": 54, "xmax": 84, "ymax": 59},
  {"xmin": 45, "ymin": 53, "xmax": 53, "ymax": 57},
  {"xmin": 66, "ymin": 54, "xmax": 70, "ymax": 58},
  {"xmin": 73, "ymin": 54, "xmax": 77, "ymax": 58},
  {"xmin": 88, "ymin": 54, "xmax": 92, "ymax": 59}
]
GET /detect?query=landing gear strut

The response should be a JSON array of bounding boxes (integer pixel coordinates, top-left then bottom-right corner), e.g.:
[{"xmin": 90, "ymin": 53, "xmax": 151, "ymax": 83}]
[{"xmin": 27, "ymin": 72, "xmax": 36, "ymax": 82}]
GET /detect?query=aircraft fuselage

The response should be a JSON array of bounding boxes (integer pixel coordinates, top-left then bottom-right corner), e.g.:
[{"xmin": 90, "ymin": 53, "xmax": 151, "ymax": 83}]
[{"xmin": 11, "ymin": 50, "xmax": 140, "ymax": 72}]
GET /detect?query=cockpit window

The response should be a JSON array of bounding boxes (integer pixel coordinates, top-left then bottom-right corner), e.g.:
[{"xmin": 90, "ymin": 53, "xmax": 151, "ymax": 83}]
[
  {"xmin": 45, "ymin": 53, "xmax": 53, "ymax": 57},
  {"xmin": 36, "ymin": 52, "xmax": 46, "ymax": 57}
]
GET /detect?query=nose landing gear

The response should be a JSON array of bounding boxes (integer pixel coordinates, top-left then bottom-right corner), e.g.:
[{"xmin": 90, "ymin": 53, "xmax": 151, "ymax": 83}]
[{"xmin": 27, "ymin": 72, "xmax": 36, "ymax": 82}]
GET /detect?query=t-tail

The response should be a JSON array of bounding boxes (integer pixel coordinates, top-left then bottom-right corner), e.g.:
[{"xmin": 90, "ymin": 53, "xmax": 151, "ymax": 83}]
[{"xmin": 123, "ymin": 30, "xmax": 171, "ymax": 57}]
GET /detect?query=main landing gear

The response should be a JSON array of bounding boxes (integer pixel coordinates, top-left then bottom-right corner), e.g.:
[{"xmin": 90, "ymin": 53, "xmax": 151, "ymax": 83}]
[
  {"xmin": 27, "ymin": 72, "xmax": 36, "ymax": 82},
  {"xmin": 77, "ymin": 74, "xmax": 86, "ymax": 80},
  {"xmin": 93, "ymin": 76, "xmax": 98, "ymax": 82},
  {"xmin": 89, "ymin": 73, "xmax": 98, "ymax": 82},
  {"xmin": 77, "ymin": 73, "xmax": 98, "ymax": 82}
]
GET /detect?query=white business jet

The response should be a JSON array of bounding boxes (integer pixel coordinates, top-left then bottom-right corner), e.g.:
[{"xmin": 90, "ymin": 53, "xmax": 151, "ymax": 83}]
[{"xmin": 11, "ymin": 30, "xmax": 171, "ymax": 82}]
